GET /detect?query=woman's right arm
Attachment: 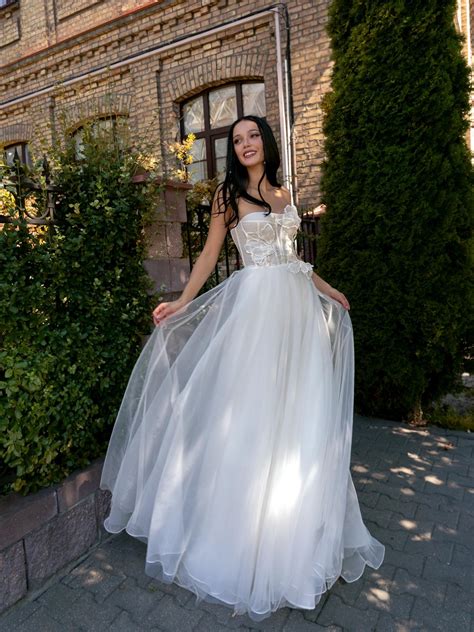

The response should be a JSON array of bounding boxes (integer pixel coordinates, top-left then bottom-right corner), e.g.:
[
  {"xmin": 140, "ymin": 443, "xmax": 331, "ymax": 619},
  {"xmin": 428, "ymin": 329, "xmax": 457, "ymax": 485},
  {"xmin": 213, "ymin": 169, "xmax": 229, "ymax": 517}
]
[{"xmin": 153, "ymin": 190, "xmax": 229, "ymax": 325}]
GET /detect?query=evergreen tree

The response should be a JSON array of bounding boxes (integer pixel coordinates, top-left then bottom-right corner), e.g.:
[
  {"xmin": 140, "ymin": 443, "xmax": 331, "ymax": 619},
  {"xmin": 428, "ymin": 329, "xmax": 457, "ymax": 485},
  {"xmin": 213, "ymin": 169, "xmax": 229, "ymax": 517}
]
[{"xmin": 319, "ymin": 0, "xmax": 473, "ymax": 420}]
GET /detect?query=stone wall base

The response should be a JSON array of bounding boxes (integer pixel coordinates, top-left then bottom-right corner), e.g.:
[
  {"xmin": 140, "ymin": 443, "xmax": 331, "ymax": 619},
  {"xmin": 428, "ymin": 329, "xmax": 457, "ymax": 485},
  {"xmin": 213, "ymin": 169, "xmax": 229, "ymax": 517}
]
[{"xmin": 0, "ymin": 458, "xmax": 111, "ymax": 615}]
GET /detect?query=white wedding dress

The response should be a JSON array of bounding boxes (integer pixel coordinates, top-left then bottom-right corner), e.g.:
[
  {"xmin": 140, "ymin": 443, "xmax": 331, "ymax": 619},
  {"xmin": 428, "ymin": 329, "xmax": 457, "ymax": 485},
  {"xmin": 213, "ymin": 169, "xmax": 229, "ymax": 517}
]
[{"xmin": 100, "ymin": 204, "xmax": 385, "ymax": 621}]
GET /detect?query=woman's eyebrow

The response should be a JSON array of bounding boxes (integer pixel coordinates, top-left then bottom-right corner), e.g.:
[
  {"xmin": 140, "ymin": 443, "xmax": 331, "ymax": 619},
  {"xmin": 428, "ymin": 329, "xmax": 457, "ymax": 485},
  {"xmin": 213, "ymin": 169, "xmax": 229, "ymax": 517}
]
[{"xmin": 233, "ymin": 128, "xmax": 259, "ymax": 140}]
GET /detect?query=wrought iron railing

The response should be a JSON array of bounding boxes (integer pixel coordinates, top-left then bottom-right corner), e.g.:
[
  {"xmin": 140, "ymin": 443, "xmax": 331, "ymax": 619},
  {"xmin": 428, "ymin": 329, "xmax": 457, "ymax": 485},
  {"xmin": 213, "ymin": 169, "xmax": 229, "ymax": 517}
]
[
  {"xmin": 183, "ymin": 204, "xmax": 321, "ymax": 286},
  {"xmin": 0, "ymin": 151, "xmax": 58, "ymax": 227}
]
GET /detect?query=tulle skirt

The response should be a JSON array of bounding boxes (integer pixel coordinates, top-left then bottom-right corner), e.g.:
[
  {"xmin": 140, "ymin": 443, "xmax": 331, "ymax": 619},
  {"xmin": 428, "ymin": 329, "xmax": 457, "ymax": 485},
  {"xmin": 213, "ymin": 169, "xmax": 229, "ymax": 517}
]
[{"xmin": 100, "ymin": 263, "xmax": 385, "ymax": 621}]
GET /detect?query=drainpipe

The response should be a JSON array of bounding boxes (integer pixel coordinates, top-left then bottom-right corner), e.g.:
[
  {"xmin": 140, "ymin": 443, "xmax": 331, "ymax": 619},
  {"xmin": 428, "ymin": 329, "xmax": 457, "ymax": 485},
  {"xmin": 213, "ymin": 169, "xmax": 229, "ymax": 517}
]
[{"xmin": 272, "ymin": 7, "xmax": 291, "ymax": 197}]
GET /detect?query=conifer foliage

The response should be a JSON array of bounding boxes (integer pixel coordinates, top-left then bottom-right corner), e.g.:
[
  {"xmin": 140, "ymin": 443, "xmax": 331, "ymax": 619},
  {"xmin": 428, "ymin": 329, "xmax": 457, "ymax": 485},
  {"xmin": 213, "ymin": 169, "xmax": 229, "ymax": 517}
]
[{"xmin": 319, "ymin": 1, "xmax": 473, "ymax": 419}]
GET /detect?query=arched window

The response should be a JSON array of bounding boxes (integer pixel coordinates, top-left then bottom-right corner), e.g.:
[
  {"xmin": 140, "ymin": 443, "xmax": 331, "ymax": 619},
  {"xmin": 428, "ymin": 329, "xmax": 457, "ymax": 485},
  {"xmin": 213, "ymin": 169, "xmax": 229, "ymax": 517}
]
[
  {"xmin": 72, "ymin": 115, "xmax": 128, "ymax": 160},
  {"xmin": 181, "ymin": 82, "xmax": 266, "ymax": 183},
  {"xmin": 4, "ymin": 142, "xmax": 31, "ymax": 167}
]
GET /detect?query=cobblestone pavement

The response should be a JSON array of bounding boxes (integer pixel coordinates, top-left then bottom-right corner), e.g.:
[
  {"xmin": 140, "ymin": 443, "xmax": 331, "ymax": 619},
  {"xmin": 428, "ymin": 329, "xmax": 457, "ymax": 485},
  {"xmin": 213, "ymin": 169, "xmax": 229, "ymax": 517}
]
[{"xmin": 1, "ymin": 416, "xmax": 472, "ymax": 632}]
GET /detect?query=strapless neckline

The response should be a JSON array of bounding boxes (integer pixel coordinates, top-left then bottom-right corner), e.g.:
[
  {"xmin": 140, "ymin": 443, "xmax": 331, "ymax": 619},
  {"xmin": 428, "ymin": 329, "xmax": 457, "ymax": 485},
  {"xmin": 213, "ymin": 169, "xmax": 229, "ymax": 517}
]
[{"xmin": 236, "ymin": 203, "xmax": 295, "ymax": 224}]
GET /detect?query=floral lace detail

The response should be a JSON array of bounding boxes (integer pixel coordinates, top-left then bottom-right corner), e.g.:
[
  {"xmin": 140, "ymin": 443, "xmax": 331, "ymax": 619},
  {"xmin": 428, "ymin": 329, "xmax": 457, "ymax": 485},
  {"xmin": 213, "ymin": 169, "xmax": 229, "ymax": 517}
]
[
  {"xmin": 287, "ymin": 259, "xmax": 314, "ymax": 279},
  {"xmin": 244, "ymin": 239, "xmax": 274, "ymax": 266}
]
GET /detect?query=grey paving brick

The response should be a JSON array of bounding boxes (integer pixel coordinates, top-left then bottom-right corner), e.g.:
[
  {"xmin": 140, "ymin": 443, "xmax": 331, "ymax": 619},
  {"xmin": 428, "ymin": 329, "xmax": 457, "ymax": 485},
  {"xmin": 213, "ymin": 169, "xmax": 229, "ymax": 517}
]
[
  {"xmin": 377, "ymin": 495, "xmax": 418, "ymax": 519},
  {"xmin": 414, "ymin": 504, "xmax": 460, "ymax": 529},
  {"xmin": 391, "ymin": 568, "xmax": 447, "ymax": 606},
  {"xmin": 368, "ymin": 524, "xmax": 409, "ymax": 551},
  {"xmin": 428, "ymin": 478, "xmax": 465, "ymax": 500},
  {"xmin": 387, "ymin": 474, "xmax": 426, "ymax": 492},
  {"xmin": 193, "ymin": 612, "xmax": 251, "ymax": 631},
  {"xmin": 411, "ymin": 596, "xmax": 471, "ymax": 632},
  {"xmin": 365, "ymin": 483, "xmax": 404, "ymax": 501},
  {"xmin": 152, "ymin": 578, "xmax": 195, "ymax": 606},
  {"xmin": 358, "ymin": 491, "xmax": 381, "ymax": 509},
  {"xmin": 67, "ymin": 564, "xmax": 127, "ymax": 602},
  {"xmin": 381, "ymin": 544, "xmax": 424, "ymax": 578},
  {"xmin": 49, "ymin": 590, "xmax": 122, "ymax": 630},
  {"xmin": 144, "ymin": 594, "xmax": 204, "ymax": 631},
  {"xmin": 375, "ymin": 613, "xmax": 427, "ymax": 631},
  {"xmin": 329, "ymin": 578, "xmax": 365, "ymax": 606},
  {"xmin": 403, "ymin": 537, "xmax": 454, "ymax": 563},
  {"xmin": 8, "ymin": 605, "xmax": 79, "ymax": 631},
  {"xmin": 0, "ymin": 600, "xmax": 43, "ymax": 631},
  {"xmin": 354, "ymin": 583, "xmax": 414, "ymax": 619},
  {"xmin": 461, "ymin": 490, "xmax": 474, "ymax": 514},
  {"xmin": 105, "ymin": 610, "xmax": 162, "ymax": 631},
  {"xmin": 362, "ymin": 507, "xmax": 393, "ymax": 529},
  {"xmin": 283, "ymin": 610, "xmax": 334, "ymax": 631},
  {"xmin": 104, "ymin": 576, "xmax": 164, "ymax": 621},
  {"xmin": 317, "ymin": 594, "xmax": 380, "ymax": 631},
  {"xmin": 458, "ymin": 511, "xmax": 474, "ymax": 532},
  {"xmin": 422, "ymin": 557, "xmax": 471, "ymax": 591},
  {"xmin": 452, "ymin": 542, "xmax": 472, "ymax": 567},
  {"xmin": 443, "ymin": 583, "xmax": 473, "ymax": 616},
  {"xmin": 37, "ymin": 581, "xmax": 82, "ymax": 611},
  {"xmin": 433, "ymin": 461, "xmax": 470, "ymax": 476},
  {"xmin": 431, "ymin": 523, "xmax": 463, "ymax": 543}
]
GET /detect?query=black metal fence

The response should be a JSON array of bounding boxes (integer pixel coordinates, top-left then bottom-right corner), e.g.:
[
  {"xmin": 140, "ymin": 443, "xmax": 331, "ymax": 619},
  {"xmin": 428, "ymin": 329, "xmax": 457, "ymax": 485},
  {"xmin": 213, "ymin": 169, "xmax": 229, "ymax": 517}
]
[
  {"xmin": 184, "ymin": 204, "xmax": 322, "ymax": 287},
  {"xmin": 0, "ymin": 153, "xmax": 57, "ymax": 227}
]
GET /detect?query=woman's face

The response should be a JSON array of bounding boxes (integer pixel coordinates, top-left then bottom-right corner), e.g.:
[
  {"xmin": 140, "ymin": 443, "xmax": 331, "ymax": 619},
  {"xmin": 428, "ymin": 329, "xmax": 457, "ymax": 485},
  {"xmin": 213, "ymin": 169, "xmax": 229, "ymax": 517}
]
[{"xmin": 232, "ymin": 119, "xmax": 264, "ymax": 168}]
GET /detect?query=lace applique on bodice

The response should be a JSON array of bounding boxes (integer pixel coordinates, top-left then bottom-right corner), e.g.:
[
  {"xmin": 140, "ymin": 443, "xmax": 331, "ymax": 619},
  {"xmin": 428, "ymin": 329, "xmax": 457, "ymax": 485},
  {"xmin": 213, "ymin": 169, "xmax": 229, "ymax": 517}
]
[{"xmin": 230, "ymin": 204, "xmax": 313, "ymax": 279}]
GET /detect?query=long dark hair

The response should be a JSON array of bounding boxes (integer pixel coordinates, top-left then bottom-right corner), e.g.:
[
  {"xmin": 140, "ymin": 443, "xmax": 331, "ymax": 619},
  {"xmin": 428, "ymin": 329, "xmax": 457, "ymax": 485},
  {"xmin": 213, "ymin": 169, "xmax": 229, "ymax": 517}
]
[{"xmin": 215, "ymin": 115, "xmax": 281, "ymax": 227}]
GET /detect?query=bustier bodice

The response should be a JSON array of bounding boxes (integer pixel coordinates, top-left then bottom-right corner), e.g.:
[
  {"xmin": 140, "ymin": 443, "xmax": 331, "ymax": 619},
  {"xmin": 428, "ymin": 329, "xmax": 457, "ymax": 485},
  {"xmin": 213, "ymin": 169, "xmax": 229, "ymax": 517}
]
[{"xmin": 230, "ymin": 204, "xmax": 313, "ymax": 279}]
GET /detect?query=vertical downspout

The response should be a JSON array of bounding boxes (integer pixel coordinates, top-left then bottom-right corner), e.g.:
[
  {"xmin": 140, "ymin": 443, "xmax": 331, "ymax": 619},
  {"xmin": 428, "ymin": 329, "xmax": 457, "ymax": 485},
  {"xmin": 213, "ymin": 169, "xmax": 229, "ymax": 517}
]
[
  {"xmin": 282, "ymin": 4, "xmax": 297, "ymax": 205},
  {"xmin": 272, "ymin": 8, "xmax": 290, "ymax": 192}
]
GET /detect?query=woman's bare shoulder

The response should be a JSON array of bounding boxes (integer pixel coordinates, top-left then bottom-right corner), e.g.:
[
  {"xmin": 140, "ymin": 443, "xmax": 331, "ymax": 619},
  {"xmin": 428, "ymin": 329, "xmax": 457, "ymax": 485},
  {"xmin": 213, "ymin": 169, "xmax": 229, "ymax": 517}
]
[{"xmin": 279, "ymin": 185, "xmax": 292, "ymax": 203}]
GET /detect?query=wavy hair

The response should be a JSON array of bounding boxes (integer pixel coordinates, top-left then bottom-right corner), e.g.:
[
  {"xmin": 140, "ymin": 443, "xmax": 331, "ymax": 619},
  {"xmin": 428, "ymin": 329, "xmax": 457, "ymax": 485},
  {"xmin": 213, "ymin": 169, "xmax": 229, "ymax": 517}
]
[{"xmin": 214, "ymin": 116, "xmax": 282, "ymax": 227}]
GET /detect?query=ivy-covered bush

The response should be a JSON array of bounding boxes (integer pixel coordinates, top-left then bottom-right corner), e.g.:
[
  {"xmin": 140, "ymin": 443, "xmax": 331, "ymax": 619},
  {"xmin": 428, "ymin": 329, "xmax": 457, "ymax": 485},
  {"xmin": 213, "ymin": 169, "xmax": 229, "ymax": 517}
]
[
  {"xmin": 0, "ymin": 124, "xmax": 159, "ymax": 494},
  {"xmin": 319, "ymin": 1, "xmax": 473, "ymax": 420}
]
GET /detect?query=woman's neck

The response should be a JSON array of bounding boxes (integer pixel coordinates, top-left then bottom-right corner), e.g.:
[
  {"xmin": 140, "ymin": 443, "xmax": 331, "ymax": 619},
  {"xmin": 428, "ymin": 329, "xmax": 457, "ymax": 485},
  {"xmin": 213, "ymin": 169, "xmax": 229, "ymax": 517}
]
[{"xmin": 246, "ymin": 165, "xmax": 272, "ymax": 192}]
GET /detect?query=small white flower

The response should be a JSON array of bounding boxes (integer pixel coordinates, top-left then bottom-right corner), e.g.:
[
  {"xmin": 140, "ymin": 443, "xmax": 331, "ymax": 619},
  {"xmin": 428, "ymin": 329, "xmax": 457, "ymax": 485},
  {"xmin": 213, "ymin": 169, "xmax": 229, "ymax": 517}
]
[{"xmin": 287, "ymin": 260, "xmax": 313, "ymax": 279}]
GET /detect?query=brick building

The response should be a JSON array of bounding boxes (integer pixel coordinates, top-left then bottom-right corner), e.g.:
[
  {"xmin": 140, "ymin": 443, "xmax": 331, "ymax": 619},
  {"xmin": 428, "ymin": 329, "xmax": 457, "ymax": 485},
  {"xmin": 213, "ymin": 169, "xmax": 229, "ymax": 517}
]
[{"xmin": 1, "ymin": 0, "xmax": 472, "ymax": 294}]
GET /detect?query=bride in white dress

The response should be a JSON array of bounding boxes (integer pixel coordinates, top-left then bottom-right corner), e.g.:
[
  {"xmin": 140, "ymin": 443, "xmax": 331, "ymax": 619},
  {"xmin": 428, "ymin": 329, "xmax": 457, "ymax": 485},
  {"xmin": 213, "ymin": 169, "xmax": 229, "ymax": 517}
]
[{"xmin": 100, "ymin": 115, "xmax": 385, "ymax": 621}]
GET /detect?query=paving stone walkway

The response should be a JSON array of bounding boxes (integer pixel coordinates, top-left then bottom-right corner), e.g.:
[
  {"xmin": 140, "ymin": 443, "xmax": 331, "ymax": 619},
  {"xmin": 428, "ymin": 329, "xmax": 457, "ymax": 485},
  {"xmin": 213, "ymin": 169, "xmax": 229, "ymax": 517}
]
[{"xmin": 0, "ymin": 416, "xmax": 472, "ymax": 632}]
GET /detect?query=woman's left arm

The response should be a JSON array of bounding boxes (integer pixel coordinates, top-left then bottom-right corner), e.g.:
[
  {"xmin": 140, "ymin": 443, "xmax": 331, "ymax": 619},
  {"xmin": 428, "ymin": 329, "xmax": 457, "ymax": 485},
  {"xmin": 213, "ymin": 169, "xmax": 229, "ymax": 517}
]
[{"xmin": 311, "ymin": 272, "xmax": 350, "ymax": 310}]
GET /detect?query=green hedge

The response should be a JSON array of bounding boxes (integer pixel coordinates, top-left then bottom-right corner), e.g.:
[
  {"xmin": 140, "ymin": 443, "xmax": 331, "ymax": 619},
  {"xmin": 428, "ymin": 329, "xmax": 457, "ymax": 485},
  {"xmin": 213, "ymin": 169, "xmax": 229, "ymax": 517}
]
[
  {"xmin": 319, "ymin": 0, "xmax": 474, "ymax": 420},
  {"xmin": 0, "ymin": 126, "xmax": 158, "ymax": 494}
]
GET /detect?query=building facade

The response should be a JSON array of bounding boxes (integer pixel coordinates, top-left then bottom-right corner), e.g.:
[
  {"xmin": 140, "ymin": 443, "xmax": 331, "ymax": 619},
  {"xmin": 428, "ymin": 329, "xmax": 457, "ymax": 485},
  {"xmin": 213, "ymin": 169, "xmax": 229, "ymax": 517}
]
[{"xmin": 1, "ymin": 0, "xmax": 472, "ymax": 294}]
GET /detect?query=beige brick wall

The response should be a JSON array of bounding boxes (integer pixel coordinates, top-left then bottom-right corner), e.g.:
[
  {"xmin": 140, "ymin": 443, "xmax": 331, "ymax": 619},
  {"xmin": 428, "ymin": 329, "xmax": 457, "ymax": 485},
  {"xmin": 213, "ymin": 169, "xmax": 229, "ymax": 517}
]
[{"xmin": 1, "ymin": 0, "xmax": 333, "ymax": 209}]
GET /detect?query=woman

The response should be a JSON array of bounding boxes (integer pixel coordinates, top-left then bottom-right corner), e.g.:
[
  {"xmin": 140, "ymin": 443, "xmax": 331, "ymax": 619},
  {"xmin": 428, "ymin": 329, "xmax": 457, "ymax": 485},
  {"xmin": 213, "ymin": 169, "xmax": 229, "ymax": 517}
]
[{"xmin": 100, "ymin": 115, "xmax": 385, "ymax": 622}]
